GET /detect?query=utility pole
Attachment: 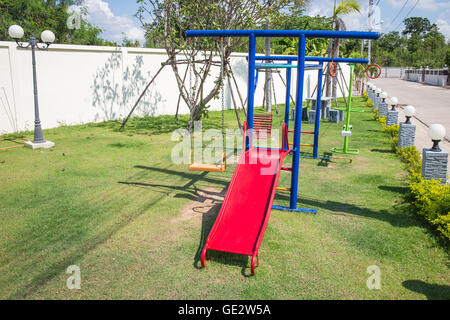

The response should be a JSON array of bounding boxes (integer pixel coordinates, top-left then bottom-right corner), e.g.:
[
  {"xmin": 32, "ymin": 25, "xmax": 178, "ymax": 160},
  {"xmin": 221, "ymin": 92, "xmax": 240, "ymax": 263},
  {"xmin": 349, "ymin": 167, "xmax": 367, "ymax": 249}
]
[{"xmin": 368, "ymin": 0, "xmax": 373, "ymax": 64}]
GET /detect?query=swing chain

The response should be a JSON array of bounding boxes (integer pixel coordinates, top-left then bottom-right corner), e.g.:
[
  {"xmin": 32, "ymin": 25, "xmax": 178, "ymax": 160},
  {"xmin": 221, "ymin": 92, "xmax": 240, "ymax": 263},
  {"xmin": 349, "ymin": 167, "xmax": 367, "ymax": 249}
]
[{"xmin": 220, "ymin": 37, "xmax": 225, "ymax": 152}]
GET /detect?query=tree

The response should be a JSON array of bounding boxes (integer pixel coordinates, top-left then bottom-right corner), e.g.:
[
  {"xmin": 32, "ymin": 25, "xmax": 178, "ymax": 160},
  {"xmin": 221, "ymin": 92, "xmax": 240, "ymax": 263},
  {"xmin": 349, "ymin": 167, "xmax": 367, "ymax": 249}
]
[
  {"xmin": 263, "ymin": 1, "xmax": 310, "ymax": 113},
  {"xmin": 136, "ymin": 0, "xmax": 299, "ymax": 131},
  {"xmin": 446, "ymin": 47, "xmax": 450, "ymax": 68},
  {"xmin": 272, "ymin": 14, "xmax": 333, "ymax": 56},
  {"xmin": 325, "ymin": 0, "xmax": 361, "ymax": 99},
  {"xmin": 402, "ymin": 17, "xmax": 437, "ymax": 36},
  {"xmin": 0, "ymin": 0, "xmax": 114, "ymax": 46},
  {"xmin": 375, "ymin": 18, "xmax": 448, "ymax": 68}
]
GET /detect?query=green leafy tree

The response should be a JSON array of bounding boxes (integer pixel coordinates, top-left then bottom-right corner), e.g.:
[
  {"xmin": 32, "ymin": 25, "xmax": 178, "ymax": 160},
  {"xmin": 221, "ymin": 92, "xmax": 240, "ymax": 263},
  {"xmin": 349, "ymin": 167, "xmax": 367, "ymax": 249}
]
[
  {"xmin": 136, "ymin": 0, "xmax": 300, "ymax": 131},
  {"xmin": 402, "ymin": 17, "xmax": 437, "ymax": 36},
  {"xmin": 0, "ymin": 0, "xmax": 114, "ymax": 46}
]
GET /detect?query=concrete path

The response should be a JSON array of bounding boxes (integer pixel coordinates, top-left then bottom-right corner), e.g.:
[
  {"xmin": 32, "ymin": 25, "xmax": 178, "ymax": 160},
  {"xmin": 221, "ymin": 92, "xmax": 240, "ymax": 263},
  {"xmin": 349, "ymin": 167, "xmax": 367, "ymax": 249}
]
[
  {"xmin": 372, "ymin": 78, "xmax": 450, "ymax": 140},
  {"xmin": 369, "ymin": 78, "xmax": 449, "ymax": 179}
]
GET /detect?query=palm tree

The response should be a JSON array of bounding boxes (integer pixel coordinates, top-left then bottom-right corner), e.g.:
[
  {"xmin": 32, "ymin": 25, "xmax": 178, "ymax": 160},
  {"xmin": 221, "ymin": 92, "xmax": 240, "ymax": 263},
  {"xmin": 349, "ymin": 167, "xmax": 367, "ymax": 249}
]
[{"xmin": 325, "ymin": 0, "xmax": 361, "ymax": 99}]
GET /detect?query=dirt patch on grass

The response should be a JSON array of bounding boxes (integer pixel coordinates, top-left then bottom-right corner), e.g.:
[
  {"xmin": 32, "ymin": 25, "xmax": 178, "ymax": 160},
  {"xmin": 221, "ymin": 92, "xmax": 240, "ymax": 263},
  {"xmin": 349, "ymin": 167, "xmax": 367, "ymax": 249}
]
[{"xmin": 172, "ymin": 187, "xmax": 226, "ymax": 223}]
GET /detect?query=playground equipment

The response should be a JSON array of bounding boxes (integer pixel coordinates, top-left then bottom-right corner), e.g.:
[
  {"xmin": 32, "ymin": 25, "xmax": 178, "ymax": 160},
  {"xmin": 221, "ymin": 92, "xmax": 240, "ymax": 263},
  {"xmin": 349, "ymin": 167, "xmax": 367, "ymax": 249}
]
[
  {"xmin": 186, "ymin": 29, "xmax": 380, "ymax": 274},
  {"xmin": 188, "ymin": 38, "xmax": 227, "ymax": 172},
  {"xmin": 331, "ymin": 64, "xmax": 365, "ymax": 155},
  {"xmin": 252, "ymin": 55, "xmax": 370, "ymax": 159}
]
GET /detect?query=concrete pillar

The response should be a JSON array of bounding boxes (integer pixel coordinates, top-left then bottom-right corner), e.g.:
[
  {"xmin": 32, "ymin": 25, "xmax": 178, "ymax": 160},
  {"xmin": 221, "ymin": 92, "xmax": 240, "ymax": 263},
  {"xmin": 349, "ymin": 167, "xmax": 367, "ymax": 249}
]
[
  {"xmin": 379, "ymin": 101, "xmax": 389, "ymax": 117},
  {"xmin": 422, "ymin": 149, "xmax": 448, "ymax": 184},
  {"xmin": 374, "ymin": 95, "xmax": 381, "ymax": 110},
  {"xmin": 329, "ymin": 109, "xmax": 339, "ymax": 123},
  {"xmin": 387, "ymin": 109, "xmax": 399, "ymax": 126},
  {"xmin": 397, "ymin": 122, "xmax": 416, "ymax": 149},
  {"xmin": 322, "ymin": 106, "xmax": 330, "ymax": 120},
  {"xmin": 308, "ymin": 110, "xmax": 316, "ymax": 124},
  {"xmin": 338, "ymin": 110, "xmax": 345, "ymax": 122}
]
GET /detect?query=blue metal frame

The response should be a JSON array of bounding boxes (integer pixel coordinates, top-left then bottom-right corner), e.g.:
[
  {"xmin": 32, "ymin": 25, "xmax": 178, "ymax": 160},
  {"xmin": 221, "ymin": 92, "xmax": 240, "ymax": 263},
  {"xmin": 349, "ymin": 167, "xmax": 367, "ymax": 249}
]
[{"xmin": 185, "ymin": 29, "xmax": 380, "ymax": 213}]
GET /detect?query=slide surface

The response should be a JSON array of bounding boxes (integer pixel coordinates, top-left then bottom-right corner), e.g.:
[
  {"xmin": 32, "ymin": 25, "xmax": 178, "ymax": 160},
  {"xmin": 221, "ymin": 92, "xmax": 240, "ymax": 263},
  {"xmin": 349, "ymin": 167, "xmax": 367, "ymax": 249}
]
[{"xmin": 201, "ymin": 145, "xmax": 289, "ymax": 273}]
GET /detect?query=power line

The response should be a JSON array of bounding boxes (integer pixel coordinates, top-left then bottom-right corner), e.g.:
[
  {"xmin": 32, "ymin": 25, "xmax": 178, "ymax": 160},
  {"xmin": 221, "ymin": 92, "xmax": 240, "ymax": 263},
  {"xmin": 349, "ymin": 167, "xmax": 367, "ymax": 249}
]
[
  {"xmin": 393, "ymin": 0, "xmax": 420, "ymax": 32},
  {"xmin": 387, "ymin": 0, "xmax": 409, "ymax": 32}
]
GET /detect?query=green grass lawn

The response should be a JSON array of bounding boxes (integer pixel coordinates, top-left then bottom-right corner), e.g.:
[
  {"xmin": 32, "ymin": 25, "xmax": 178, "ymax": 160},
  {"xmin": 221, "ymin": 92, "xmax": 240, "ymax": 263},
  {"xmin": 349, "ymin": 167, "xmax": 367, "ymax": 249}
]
[{"xmin": 0, "ymin": 97, "xmax": 448, "ymax": 300}]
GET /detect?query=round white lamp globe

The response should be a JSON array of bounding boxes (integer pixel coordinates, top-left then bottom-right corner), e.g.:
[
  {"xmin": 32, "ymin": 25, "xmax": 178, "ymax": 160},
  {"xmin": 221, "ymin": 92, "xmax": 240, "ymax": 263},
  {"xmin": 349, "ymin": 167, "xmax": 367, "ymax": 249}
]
[
  {"xmin": 8, "ymin": 25, "xmax": 24, "ymax": 39},
  {"xmin": 41, "ymin": 30, "xmax": 55, "ymax": 44},
  {"xmin": 428, "ymin": 124, "xmax": 446, "ymax": 141},
  {"xmin": 380, "ymin": 92, "xmax": 388, "ymax": 99},
  {"xmin": 390, "ymin": 97, "xmax": 398, "ymax": 105},
  {"xmin": 376, "ymin": 88, "xmax": 382, "ymax": 94},
  {"xmin": 404, "ymin": 105, "xmax": 416, "ymax": 117}
]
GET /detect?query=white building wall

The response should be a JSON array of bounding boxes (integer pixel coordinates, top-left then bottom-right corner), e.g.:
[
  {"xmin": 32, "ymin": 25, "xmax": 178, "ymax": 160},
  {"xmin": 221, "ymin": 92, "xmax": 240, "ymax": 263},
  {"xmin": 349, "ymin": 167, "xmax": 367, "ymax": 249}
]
[{"xmin": 0, "ymin": 41, "xmax": 349, "ymax": 134}]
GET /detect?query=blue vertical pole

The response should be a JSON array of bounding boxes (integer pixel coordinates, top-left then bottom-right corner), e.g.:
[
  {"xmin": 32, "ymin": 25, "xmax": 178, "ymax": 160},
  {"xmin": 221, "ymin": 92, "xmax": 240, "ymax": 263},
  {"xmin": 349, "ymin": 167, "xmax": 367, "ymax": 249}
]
[
  {"xmin": 283, "ymin": 60, "xmax": 292, "ymax": 150},
  {"xmin": 313, "ymin": 62, "xmax": 323, "ymax": 159},
  {"xmin": 290, "ymin": 35, "xmax": 306, "ymax": 210},
  {"xmin": 247, "ymin": 33, "xmax": 256, "ymax": 150},
  {"xmin": 284, "ymin": 60, "xmax": 292, "ymax": 125}
]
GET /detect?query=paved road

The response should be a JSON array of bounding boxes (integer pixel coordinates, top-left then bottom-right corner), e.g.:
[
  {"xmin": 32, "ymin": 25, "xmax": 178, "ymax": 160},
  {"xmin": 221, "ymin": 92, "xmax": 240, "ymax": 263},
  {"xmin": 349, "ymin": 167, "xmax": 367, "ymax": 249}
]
[{"xmin": 372, "ymin": 78, "xmax": 450, "ymax": 140}]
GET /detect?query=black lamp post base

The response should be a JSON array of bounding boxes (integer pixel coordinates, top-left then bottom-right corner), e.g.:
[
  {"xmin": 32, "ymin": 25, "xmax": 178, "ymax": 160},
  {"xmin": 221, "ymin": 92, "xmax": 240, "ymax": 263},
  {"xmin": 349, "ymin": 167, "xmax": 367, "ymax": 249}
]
[{"xmin": 24, "ymin": 140, "xmax": 55, "ymax": 149}]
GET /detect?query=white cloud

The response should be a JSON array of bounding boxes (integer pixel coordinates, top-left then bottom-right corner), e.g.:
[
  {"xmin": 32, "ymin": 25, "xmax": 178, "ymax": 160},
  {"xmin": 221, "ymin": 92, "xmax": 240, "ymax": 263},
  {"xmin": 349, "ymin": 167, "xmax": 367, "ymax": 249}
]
[
  {"xmin": 436, "ymin": 18, "xmax": 450, "ymax": 41},
  {"xmin": 84, "ymin": 0, "xmax": 145, "ymax": 44},
  {"xmin": 306, "ymin": 0, "xmax": 367, "ymax": 31}
]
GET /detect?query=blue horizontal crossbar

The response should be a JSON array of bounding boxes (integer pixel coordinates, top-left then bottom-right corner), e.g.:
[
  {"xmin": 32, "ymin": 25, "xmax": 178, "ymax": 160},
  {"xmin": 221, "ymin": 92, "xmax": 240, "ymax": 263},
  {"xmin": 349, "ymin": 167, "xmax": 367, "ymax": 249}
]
[
  {"xmin": 255, "ymin": 63, "xmax": 321, "ymax": 69},
  {"xmin": 186, "ymin": 30, "xmax": 380, "ymax": 40},
  {"xmin": 272, "ymin": 205, "xmax": 318, "ymax": 214},
  {"xmin": 254, "ymin": 55, "xmax": 369, "ymax": 64}
]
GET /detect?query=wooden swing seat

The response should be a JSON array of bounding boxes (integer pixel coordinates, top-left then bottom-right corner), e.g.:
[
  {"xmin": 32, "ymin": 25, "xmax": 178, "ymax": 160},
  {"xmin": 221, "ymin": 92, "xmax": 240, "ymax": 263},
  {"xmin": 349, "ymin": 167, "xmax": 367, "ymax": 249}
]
[{"xmin": 189, "ymin": 163, "xmax": 226, "ymax": 172}]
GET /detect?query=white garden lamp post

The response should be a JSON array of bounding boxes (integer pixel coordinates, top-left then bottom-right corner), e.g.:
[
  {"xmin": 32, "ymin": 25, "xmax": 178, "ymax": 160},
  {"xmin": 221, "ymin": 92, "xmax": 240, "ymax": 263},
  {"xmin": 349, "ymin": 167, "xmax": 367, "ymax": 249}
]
[
  {"xmin": 428, "ymin": 124, "xmax": 446, "ymax": 152},
  {"xmin": 8, "ymin": 25, "xmax": 55, "ymax": 149},
  {"xmin": 389, "ymin": 97, "xmax": 398, "ymax": 110},
  {"xmin": 403, "ymin": 105, "xmax": 415, "ymax": 124}
]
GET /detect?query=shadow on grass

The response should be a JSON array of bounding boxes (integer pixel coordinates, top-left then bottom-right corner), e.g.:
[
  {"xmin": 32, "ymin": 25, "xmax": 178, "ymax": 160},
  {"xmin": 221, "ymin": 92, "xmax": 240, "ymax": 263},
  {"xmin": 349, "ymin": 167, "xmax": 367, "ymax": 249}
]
[
  {"xmin": 378, "ymin": 185, "xmax": 410, "ymax": 194},
  {"xmin": 7, "ymin": 187, "xmax": 167, "ymax": 300},
  {"xmin": 402, "ymin": 280, "xmax": 450, "ymax": 300},
  {"xmin": 192, "ymin": 198, "xmax": 254, "ymax": 278},
  {"xmin": 275, "ymin": 193, "xmax": 419, "ymax": 228},
  {"xmin": 122, "ymin": 165, "xmax": 255, "ymax": 277},
  {"xmin": 371, "ymin": 148, "xmax": 395, "ymax": 154}
]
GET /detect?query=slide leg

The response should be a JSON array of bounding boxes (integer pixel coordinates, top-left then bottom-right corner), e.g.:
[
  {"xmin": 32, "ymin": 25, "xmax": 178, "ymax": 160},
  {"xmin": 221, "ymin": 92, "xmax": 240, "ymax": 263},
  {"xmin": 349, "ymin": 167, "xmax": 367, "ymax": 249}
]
[
  {"xmin": 201, "ymin": 245, "xmax": 208, "ymax": 268},
  {"xmin": 251, "ymin": 252, "xmax": 258, "ymax": 275}
]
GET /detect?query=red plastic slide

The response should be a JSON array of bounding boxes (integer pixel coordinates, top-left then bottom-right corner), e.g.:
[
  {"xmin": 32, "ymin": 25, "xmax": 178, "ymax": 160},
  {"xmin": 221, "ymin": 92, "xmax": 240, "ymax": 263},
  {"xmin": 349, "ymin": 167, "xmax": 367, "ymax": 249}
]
[{"xmin": 201, "ymin": 123, "xmax": 290, "ymax": 274}]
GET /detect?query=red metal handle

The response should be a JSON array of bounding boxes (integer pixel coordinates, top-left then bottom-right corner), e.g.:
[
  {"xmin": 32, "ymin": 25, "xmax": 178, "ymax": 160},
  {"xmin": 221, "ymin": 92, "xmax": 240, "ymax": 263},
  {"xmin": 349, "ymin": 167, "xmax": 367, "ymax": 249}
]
[
  {"xmin": 366, "ymin": 63, "xmax": 382, "ymax": 79},
  {"xmin": 328, "ymin": 62, "xmax": 337, "ymax": 77}
]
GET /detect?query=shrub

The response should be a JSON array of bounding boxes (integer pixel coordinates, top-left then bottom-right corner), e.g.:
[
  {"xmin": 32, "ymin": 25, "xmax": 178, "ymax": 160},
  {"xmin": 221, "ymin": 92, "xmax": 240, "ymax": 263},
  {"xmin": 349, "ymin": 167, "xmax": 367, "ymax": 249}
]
[
  {"xmin": 409, "ymin": 177, "xmax": 450, "ymax": 240},
  {"xmin": 363, "ymin": 91, "xmax": 368, "ymax": 100},
  {"xmin": 397, "ymin": 145, "xmax": 422, "ymax": 176},
  {"xmin": 373, "ymin": 110, "xmax": 450, "ymax": 240}
]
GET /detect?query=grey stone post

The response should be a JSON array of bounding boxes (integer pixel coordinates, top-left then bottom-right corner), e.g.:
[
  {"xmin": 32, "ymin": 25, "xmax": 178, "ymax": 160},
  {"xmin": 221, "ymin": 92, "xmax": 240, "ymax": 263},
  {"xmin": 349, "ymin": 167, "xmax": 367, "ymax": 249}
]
[
  {"xmin": 422, "ymin": 149, "xmax": 448, "ymax": 184},
  {"xmin": 329, "ymin": 110, "xmax": 339, "ymax": 123},
  {"xmin": 387, "ymin": 109, "xmax": 399, "ymax": 126},
  {"xmin": 338, "ymin": 110, "xmax": 345, "ymax": 122},
  {"xmin": 379, "ymin": 100, "xmax": 389, "ymax": 117},
  {"xmin": 374, "ymin": 94, "xmax": 381, "ymax": 110},
  {"xmin": 397, "ymin": 122, "xmax": 416, "ymax": 149},
  {"xmin": 308, "ymin": 110, "xmax": 316, "ymax": 124}
]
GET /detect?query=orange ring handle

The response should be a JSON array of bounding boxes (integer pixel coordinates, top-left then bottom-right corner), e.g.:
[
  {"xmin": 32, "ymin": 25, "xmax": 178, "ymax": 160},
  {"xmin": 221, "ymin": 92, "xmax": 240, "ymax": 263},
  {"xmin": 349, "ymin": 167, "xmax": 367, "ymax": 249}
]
[
  {"xmin": 328, "ymin": 61, "xmax": 337, "ymax": 77},
  {"xmin": 366, "ymin": 63, "xmax": 382, "ymax": 79}
]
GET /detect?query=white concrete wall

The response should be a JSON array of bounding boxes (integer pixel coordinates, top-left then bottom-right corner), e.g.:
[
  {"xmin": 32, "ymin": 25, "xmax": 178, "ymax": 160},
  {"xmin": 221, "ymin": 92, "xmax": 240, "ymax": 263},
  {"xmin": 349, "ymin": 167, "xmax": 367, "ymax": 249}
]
[
  {"xmin": 424, "ymin": 74, "xmax": 448, "ymax": 87},
  {"xmin": 0, "ymin": 41, "xmax": 349, "ymax": 134}
]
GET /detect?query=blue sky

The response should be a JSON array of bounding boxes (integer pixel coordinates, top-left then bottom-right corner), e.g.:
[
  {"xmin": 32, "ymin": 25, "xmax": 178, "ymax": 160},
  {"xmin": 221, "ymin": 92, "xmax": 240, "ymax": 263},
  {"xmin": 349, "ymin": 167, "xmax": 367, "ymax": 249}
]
[{"xmin": 82, "ymin": 0, "xmax": 450, "ymax": 44}]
